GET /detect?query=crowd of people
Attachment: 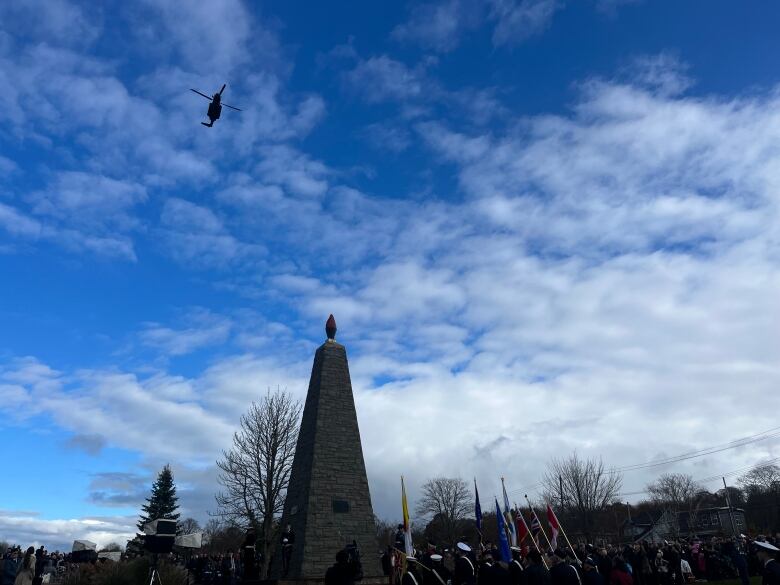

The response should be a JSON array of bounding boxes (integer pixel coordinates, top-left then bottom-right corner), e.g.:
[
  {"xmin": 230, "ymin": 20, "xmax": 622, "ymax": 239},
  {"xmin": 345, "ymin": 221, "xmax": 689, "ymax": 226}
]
[
  {"xmin": 376, "ymin": 534, "xmax": 780, "ymax": 585},
  {"xmin": 1, "ymin": 546, "xmax": 69, "ymax": 585},
  {"xmin": 4, "ymin": 532, "xmax": 779, "ymax": 585}
]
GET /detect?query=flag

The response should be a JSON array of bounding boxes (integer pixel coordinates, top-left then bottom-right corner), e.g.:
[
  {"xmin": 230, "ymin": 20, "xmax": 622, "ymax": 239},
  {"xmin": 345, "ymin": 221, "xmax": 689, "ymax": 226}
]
[
  {"xmin": 501, "ymin": 479, "xmax": 517, "ymax": 547},
  {"xmin": 546, "ymin": 504, "xmax": 560, "ymax": 550},
  {"xmin": 401, "ymin": 477, "xmax": 413, "ymax": 556},
  {"xmin": 495, "ymin": 498, "xmax": 511, "ymax": 563},
  {"xmin": 474, "ymin": 479, "xmax": 483, "ymax": 537},
  {"xmin": 530, "ymin": 513, "xmax": 541, "ymax": 536},
  {"xmin": 515, "ymin": 510, "xmax": 529, "ymax": 545}
]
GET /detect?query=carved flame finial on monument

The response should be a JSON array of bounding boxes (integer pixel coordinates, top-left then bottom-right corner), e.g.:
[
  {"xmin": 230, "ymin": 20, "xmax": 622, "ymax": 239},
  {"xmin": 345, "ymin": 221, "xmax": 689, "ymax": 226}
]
[{"xmin": 325, "ymin": 314, "xmax": 337, "ymax": 340}]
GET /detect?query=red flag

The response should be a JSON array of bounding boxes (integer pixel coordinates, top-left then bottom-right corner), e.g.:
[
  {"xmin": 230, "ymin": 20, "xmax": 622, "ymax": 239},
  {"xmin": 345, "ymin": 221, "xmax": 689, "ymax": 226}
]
[
  {"xmin": 546, "ymin": 504, "xmax": 560, "ymax": 550},
  {"xmin": 516, "ymin": 512, "xmax": 529, "ymax": 544}
]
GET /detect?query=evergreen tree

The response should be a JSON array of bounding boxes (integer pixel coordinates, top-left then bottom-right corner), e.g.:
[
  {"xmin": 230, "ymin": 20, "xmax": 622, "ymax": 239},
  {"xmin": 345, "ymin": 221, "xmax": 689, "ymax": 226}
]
[{"xmin": 138, "ymin": 464, "xmax": 180, "ymax": 531}]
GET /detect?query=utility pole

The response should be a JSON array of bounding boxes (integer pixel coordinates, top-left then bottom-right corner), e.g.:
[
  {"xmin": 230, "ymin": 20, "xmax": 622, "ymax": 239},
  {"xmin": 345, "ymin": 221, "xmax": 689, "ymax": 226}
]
[
  {"xmin": 626, "ymin": 501, "xmax": 632, "ymax": 523},
  {"xmin": 723, "ymin": 477, "xmax": 739, "ymax": 539}
]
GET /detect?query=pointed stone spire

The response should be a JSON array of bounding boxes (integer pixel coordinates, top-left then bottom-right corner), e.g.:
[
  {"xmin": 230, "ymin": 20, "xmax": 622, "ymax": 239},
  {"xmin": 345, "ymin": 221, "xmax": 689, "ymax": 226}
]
[
  {"xmin": 274, "ymin": 318, "xmax": 380, "ymax": 579},
  {"xmin": 325, "ymin": 314, "xmax": 337, "ymax": 340}
]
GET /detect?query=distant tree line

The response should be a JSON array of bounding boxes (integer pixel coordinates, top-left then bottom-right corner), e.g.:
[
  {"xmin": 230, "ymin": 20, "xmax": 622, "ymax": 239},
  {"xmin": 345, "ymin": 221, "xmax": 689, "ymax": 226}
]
[{"xmin": 376, "ymin": 456, "xmax": 780, "ymax": 549}]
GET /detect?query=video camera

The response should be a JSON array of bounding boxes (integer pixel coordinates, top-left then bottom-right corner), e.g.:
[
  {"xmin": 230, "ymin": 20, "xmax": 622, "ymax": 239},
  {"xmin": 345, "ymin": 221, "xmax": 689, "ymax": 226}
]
[{"xmin": 143, "ymin": 519, "xmax": 177, "ymax": 555}]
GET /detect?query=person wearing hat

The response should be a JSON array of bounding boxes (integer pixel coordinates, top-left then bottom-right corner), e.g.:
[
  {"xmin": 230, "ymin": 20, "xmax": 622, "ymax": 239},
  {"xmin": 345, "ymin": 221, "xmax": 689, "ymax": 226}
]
[
  {"xmin": 454, "ymin": 543, "xmax": 476, "ymax": 585},
  {"xmin": 403, "ymin": 558, "xmax": 423, "ymax": 585},
  {"xmin": 754, "ymin": 541, "xmax": 780, "ymax": 585},
  {"xmin": 582, "ymin": 558, "xmax": 603, "ymax": 585},
  {"xmin": 429, "ymin": 554, "xmax": 451, "ymax": 585},
  {"xmin": 509, "ymin": 548, "xmax": 525, "ymax": 585},
  {"xmin": 525, "ymin": 550, "xmax": 550, "ymax": 585}
]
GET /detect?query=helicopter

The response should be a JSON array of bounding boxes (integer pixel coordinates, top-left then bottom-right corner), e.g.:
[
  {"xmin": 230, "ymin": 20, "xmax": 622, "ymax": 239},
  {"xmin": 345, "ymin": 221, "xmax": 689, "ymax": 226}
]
[{"xmin": 189, "ymin": 84, "xmax": 242, "ymax": 127}]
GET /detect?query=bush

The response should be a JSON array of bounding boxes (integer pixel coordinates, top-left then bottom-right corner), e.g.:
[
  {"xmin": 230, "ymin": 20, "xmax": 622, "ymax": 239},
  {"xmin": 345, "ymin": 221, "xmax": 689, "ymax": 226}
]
[{"xmin": 62, "ymin": 558, "xmax": 187, "ymax": 585}]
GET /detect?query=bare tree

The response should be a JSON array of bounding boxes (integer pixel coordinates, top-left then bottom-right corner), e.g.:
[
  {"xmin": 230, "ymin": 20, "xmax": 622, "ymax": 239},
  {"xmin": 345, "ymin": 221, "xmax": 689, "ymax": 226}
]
[
  {"xmin": 645, "ymin": 473, "xmax": 702, "ymax": 537},
  {"xmin": 178, "ymin": 517, "xmax": 202, "ymax": 535},
  {"xmin": 415, "ymin": 477, "xmax": 474, "ymax": 546},
  {"xmin": 738, "ymin": 464, "xmax": 780, "ymax": 495},
  {"xmin": 542, "ymin": 453, "xmax": 623, "ymax": 540},
  {"xmin": 215, "ymin": 389, "xmax": 302, "ymax": 577}
]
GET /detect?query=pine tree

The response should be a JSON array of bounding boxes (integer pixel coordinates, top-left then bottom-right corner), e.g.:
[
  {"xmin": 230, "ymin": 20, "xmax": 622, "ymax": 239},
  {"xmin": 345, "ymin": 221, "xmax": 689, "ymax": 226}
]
[{"xmin": 137, "ymin": 464, "xmax": 181, "ymax": 531}]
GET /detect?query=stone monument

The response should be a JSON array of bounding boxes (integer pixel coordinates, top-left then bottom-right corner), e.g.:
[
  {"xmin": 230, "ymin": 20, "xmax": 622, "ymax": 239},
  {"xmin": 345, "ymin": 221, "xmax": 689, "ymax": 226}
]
[{"xmin": 274, "ymin": 315, "xmax": 381, "ymax": 581}]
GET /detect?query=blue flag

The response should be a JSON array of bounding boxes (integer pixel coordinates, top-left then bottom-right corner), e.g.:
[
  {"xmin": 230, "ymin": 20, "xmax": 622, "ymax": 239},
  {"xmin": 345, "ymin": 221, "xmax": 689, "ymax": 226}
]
[
  {"xmin": 495, "ymin": 498, "xmax": 511, "ymax": 563},
  {"xmin": 474, "ymin": 479, "xmax": 483, "ymax": 535}
]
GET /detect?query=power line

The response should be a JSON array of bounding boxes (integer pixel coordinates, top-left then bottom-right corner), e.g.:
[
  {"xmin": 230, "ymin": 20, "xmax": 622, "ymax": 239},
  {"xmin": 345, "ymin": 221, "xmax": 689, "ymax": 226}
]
[
  {"xmin": 616, "ymin": 456, "xmax": 780, "ymax": 499},
  {"xmin": 506, "ymin": 424, "xmax": 780, "ymax": 497}
]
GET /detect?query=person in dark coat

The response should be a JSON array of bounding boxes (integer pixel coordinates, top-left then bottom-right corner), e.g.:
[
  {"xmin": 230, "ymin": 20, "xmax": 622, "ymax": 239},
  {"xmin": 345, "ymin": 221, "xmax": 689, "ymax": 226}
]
[
  {"xmin": 583, "ymin": 558, "xmax": 604, "ymax": 585},
  {"xmin": 509, "ymin": 548, "xmax": 526, "ymax": 585},
  {"xmin": 325, "ymin": 550, "xmax": 356, "ymax": 585},
  {"xmin": 241, "ymin": 528, "xmax": 258, "ymax": 581},
  {"xmin": 525, "ymin": 550, "xmax": 551, "ymax": 585},
  {"xmin": 430, "ymin": 554, "xmax": 451, "ymax": 585},
  {"xmin": 454, "ymin": 543, "xmax": 476, "ymax": 585},
  {"xmin": 2, "ymin": 550, "xmax": 20, "ymax": 585},
  {"xmin": 755, "ymin": 541, "xmax": 780, "ymax": 585},
  {"xmin": 381, "ymin": 546, "xmax": 393, "ymax": 577},
  {"xmin": 479, "ymin": 552, "xmax": 497, "ymax": 585},
  {"xmin": 403, "ymin": 559, "xmax": 423, "ymax": 585},
  {"xmin": 394, "ymin": 526, "xmax": 407, "ymax": 553},
  {"xmin": 549, "ymin": 551, "xmax": 580, "ymax": 585},
  {"xmin": 281, "ymin": 524, "xmax": 295, "ymax": 577},
  {"xmin": 595, "ymin": 549, "xmax": 612, "ymax": 581}
]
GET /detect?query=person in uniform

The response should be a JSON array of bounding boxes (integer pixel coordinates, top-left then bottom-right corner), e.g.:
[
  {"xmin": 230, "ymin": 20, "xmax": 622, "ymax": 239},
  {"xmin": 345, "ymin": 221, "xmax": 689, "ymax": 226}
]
[
  {"xmin": 455, "ymin": 543, "xmax": 476, "ymax": 585},
  {"xmin": 281, "ymin": 524, "xmax": 295, "ymax": 577},
  {"xmin": 241, "ymin": 528, "xmax": 258, "ymax": 581},
  {"xmin": 430, "ymin": 554, "xmax": 451, "ymax": 585},
  {"xmin": 509, "ymin": 547, "xmax": 525, "ymax": 585},
  {"xmin": 754, "ymin": 541, "xmax": 780, "ymax": 585},
  {"xmin": 404, "ymin": 558, "xmax": 423, "ymax": 585},
  {"xmin": 524, "ymin": 550, "xmax": 550, "ymax": 585},
  {"xmin": 479, "ymin": 551, "xmax": 497, "ymax": 585},
  {"xmin": 395, "ymin": 526, "xmax": 407, "ymax": 553}
]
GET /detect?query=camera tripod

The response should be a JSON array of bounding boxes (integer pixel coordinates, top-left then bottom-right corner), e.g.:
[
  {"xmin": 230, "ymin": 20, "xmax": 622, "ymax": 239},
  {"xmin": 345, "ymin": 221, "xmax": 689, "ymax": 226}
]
[
  {"xmin": 148, "ymin": 555, "xmax": 163, "ymax": 585},
  {"xmin": 148, "ymin": 567, "xmax": 163, "ymax": 585}
]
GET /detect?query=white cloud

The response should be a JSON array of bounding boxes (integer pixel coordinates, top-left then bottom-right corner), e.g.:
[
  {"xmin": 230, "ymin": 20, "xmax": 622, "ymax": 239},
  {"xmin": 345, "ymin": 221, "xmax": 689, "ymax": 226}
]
[
  {"xmin": 343, "ymin": 56, "xmax": 429, "ymax": 104},
  {"xmin": 488, "ymin": 0, "xmax": 563, "ymax": 47},
  {"xmin": 137, "ymin": 0, "xmax": 255, "ymax": 75},
  {"xmin": 140, "ymin": 308, "xmax": 232, "ymax": 356},
  {"xmin": 392, "ymin": 0, "xmax": 481, "ymax": 53},
  {"xmin": 0, "ymin": 510, "xmax": 136, "ymax": 551},
  {"xmin": 30, "ymin": 171, "xmax": 147, "ymax": 230},
  {"xmin": 0, "ymin": 0, "xmax": 100, "ymax": 47},
  {"xmin": 158, "ymin": 198, "xmax": 265, "ymax": 268}
]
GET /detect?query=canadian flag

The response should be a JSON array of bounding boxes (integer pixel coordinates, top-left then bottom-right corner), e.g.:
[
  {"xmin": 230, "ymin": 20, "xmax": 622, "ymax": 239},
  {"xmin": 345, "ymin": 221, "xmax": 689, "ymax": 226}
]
[{"xmin": 546, "ymin": 504, "xmax": 560, "ymax": 550}]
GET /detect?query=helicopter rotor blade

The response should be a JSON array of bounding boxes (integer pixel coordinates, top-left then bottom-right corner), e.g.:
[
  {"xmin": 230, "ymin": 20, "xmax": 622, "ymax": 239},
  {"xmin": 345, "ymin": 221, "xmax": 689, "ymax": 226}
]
[
  {"xmin": 190, "ymin": 89, "xmax": 213, "ymax": 101},
  {"xmin": 219, "ymin": 84, "xmax": 226, "ymax": 95},
  {"xmin": 222, "ymin": 103, "xmax": 242, "ymax": 112}
]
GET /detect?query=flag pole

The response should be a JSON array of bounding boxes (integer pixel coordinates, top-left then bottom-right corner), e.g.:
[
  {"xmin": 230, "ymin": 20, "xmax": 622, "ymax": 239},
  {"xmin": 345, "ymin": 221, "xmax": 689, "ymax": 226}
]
[
  {"xmin": 548, "ymin": 502, "xmax": 579, "ymax": 562},
  {"xmin": 515, "ymin": 501, "xmax": 548, "ymax": 570},
  {"xmin": 525, "ymin": 495, "xmax": 554, "ymax": 552},
  {"xmin": 501, "ymin": 477, "xmax": 517, "ymax": 547},
  {"xmin": 474, "ymin": 478, "xmax": 483, "ymax": 548}
]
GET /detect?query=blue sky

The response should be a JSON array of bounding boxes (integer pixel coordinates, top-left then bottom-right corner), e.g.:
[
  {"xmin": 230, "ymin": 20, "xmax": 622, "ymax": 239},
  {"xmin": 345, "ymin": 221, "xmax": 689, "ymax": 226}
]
[{"xmin": 2, "ymin": 0, "xmax": 780, "ymax": 549}]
